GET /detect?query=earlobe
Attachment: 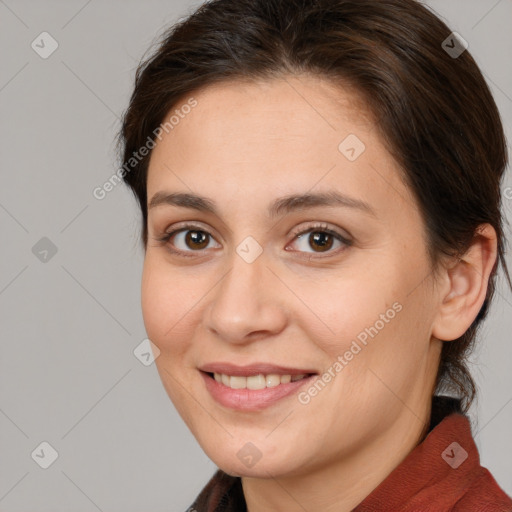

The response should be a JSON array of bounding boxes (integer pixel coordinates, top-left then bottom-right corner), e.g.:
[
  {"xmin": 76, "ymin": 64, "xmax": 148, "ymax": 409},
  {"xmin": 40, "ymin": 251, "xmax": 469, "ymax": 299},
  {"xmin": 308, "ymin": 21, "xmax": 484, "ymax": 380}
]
[{"xmin": 432, "ymin": 224, "xmax": 498, "ymax": 342}]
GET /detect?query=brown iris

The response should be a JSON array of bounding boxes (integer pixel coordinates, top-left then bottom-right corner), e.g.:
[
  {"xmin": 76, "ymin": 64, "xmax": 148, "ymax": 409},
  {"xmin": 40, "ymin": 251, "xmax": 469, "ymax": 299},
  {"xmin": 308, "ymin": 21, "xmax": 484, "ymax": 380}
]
[
  {"xmin": 308, "ymin": 231, "xmax": 334, "ymax": 252},
  {"xmin": 185, "ymin": 230, "xmax": 209, "ymax": 250}
]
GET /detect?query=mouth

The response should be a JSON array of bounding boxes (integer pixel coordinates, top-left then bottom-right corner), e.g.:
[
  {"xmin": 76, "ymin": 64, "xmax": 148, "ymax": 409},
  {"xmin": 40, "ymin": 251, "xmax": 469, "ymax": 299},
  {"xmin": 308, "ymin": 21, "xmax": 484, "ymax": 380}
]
[{"xmin": 198, "ymin": 363, "xmax": 319, "ymax": 411}]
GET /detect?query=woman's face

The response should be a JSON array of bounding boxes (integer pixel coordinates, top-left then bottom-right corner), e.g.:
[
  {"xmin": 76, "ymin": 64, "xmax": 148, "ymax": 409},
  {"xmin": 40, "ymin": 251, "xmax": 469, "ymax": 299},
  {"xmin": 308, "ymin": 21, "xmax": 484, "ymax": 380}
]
[{"xmin": 142, "ymin": 75, "xmax": 444, "ymax": 478}]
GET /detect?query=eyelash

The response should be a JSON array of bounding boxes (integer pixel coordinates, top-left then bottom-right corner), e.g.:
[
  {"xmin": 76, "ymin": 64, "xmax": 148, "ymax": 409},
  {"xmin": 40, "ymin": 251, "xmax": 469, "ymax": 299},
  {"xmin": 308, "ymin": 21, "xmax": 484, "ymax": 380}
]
[{"xmin": 154, "ymin": 222, "xmax": 352, "ymax": 259}]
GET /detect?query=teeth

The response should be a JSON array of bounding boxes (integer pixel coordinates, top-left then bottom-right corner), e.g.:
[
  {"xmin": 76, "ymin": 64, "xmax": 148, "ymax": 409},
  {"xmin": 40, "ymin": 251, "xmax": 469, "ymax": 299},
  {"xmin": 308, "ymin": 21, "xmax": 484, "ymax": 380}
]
[
  {"xmin": 280, "ymin": 374, "xmax": 291, "ymax": 384},
  {"xmin": 266, "ymin": 374, "xmax": 281, "ymax": 387},
  {"xmin": 230, "ymin": 376, "xmax": 246, "ymax": 389},
  {"xmin": 247, "ymin": 374, "xmax": 266, "ymax": 390},
  {"xmin": 212, "ymin": 373, "xmax": 308, "ymax": 390}
]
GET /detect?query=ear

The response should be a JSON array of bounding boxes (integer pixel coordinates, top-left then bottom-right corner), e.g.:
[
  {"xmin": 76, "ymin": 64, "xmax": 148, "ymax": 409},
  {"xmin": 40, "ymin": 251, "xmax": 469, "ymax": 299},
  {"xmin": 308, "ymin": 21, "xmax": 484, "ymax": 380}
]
[{"xmin": 432, "ymin": 224, "xmax": 498, "ymax": 342}]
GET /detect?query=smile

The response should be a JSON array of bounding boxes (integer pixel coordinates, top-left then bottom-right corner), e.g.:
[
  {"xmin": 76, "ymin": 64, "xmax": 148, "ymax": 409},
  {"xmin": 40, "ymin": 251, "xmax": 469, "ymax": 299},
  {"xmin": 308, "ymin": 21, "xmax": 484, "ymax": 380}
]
[{"xmin": 199, "ymin": 367, "xmax": 318, "ymax": 411}]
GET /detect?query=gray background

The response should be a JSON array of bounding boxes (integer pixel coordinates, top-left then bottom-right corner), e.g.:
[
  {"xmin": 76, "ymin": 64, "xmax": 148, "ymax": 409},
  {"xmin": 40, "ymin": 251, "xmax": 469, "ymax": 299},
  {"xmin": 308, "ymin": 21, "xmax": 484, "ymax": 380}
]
[{"xmin": 0, "ymin": 1, "xmax": 511, "ymax": 510}]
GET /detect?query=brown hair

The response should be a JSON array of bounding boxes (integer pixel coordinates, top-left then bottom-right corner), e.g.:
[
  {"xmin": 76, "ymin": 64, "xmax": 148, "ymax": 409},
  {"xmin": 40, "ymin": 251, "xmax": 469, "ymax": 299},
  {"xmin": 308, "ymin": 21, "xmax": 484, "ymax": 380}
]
[{"xmin": 118, "ymin": 0, "xmax": 511, "ymax": 412}]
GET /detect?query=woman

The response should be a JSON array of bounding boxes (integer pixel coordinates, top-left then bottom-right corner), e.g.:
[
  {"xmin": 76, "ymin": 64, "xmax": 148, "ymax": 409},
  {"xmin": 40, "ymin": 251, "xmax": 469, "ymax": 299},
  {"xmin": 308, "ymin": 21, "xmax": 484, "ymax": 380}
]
[{"xmin": 118, "ymin": 0, "xmax": 512, "ymax": 510}]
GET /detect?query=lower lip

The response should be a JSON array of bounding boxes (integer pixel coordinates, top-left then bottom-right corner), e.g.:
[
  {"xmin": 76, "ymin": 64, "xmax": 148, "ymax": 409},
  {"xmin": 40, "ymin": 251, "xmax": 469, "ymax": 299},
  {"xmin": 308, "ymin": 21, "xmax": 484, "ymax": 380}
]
[{"xmin": 200, "ymin": 371, "xmax": 316, "ymax": 411}]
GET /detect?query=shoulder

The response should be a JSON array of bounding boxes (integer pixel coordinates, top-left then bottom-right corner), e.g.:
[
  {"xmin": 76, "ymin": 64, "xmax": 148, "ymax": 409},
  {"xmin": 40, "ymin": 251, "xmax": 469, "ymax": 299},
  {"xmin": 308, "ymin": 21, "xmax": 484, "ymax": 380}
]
[
  {"xmin": 451, "ymin": 464, "xmax": 512, "ymax": 512},
  {"xmin": 356, "ymin": 397, "xmax": 512, "ymax": 511}
]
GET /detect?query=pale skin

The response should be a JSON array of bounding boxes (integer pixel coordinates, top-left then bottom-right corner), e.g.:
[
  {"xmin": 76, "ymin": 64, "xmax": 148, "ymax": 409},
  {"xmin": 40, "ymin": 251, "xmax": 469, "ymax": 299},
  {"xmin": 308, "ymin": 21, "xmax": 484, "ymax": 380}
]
[{"xmin": 141, "ymin": 74, "xmax": 497, "ymax": 512}]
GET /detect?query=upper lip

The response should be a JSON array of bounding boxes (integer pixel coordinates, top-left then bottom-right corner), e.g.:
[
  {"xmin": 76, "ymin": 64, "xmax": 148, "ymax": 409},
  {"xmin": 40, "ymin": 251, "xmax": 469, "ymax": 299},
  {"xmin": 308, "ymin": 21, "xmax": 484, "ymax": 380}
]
[{"xmin": 199, "ymin": 362, "xmax": 318, "ymax": 377}]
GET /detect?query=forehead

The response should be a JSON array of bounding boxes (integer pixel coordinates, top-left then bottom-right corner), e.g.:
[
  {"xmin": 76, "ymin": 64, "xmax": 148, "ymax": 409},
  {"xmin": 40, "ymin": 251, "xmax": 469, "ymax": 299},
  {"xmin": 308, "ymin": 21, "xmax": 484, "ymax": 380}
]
[
  {"xmin": 161, "ymin": 75, "xmax": 374, "ymax": 146},
  {"xmin": 146, "ymin": 75, "xmax": 412, "ymax": 217}
]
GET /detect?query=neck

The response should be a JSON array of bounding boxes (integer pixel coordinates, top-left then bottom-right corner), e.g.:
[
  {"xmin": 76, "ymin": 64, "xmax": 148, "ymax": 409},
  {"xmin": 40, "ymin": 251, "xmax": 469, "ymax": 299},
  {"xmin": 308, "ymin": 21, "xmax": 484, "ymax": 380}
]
[{"xmin": 242, "ymin": 398, "xmax": 432, "ymax": 512}]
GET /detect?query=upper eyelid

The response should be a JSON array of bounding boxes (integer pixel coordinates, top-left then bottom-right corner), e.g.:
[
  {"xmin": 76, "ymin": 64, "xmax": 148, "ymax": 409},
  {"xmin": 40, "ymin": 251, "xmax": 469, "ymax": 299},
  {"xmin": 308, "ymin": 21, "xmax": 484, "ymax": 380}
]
[
  {"xmin": 291, "ymin": 222, "xmax": 349, "ymax": 238},
  {"xmin": 164, "ymin": 221, "xmax": 221, "ymax": 242},
  {"xmin": 163, "ymin": 221, "xmax": 349, "ymax": 238}
]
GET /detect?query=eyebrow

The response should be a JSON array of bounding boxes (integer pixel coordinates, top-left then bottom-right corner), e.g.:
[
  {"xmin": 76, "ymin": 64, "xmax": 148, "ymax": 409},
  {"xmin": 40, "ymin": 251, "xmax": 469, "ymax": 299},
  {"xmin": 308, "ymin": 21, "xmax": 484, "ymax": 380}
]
[{"xmin": 148, "ymin": 190, "xmax": 376, "ymax": 218}]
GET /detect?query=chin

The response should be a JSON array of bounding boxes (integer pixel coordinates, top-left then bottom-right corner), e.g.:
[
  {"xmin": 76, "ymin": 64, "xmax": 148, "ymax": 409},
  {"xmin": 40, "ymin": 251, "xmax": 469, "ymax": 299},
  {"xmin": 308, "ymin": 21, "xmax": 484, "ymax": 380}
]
[
  {"xmin": 215, "ymin": 457, "xmax": 294, "ymax": 479},
  {"xmin": 199, "ymin": 437, "xmax": 310, "ymax": 479}
]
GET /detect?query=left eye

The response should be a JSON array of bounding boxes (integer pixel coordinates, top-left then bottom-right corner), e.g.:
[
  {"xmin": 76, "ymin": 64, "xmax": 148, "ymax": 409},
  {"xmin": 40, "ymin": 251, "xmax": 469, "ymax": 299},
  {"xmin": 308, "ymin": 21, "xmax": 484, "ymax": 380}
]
[{"xmin": 288, "ymin": 226, "xmax": 351, "ymax": 254}]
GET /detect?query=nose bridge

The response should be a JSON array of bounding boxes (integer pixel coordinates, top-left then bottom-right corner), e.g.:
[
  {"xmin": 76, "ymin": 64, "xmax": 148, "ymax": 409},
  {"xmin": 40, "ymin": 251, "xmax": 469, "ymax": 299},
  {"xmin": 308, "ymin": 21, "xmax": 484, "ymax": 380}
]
[{"xmin": 205, "ymin": 245, "xmax": 285, "ymax": 342}]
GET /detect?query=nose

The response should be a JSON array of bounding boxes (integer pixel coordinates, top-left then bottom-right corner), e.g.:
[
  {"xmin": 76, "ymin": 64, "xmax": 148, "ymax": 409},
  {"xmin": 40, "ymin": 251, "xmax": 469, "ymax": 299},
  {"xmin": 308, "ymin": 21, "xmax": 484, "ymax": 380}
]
[{"xmin": 203, "ymin": 248, "xmax": 288, "ymax": 345}]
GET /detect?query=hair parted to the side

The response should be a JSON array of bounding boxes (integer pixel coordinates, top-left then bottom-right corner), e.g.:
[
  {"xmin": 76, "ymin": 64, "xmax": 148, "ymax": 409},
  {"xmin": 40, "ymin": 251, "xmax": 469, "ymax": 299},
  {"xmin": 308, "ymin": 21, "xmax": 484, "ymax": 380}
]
[{"xmin": 118, "ymin": 0, "xmax": 511, "ymax": 412}]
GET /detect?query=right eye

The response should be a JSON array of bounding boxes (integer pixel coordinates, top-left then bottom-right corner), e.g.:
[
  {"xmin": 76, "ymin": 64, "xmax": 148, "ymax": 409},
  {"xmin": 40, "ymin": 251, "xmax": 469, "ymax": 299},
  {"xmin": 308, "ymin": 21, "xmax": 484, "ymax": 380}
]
[{"xmin": 156, "ymin": 225, "xmax": 221, "ymax": 257}]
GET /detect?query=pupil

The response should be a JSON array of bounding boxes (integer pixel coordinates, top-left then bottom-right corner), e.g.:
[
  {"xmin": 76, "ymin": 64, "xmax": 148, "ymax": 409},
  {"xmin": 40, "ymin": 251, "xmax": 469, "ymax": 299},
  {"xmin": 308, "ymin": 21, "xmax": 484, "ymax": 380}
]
[
  {"xmin": 187, "ymin": 230, "xmax": 208, "ymax": 249},
  {"xmin": 310, "ymin": 232, "xmax": 332, "ymax": 252}
]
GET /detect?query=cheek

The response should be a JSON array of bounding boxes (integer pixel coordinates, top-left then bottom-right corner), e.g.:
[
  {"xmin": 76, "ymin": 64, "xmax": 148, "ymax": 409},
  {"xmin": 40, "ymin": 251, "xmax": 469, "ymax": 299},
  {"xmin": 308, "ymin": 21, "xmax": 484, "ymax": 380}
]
[
  {"xmin": 298, "ymin": 269, "xmax": 400, "ymax": 356},
  {"xmin": 141, "ymin": 255, "xmax": 200, "ymax": 355},
  {"xmin": 300, "ymin": 257, "xmax": 429, "ymax": 389}
]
